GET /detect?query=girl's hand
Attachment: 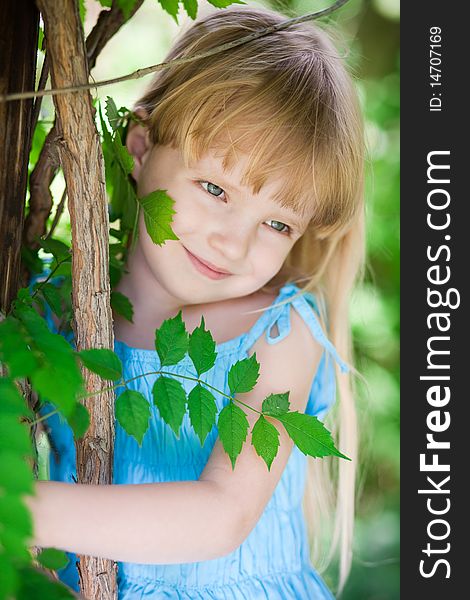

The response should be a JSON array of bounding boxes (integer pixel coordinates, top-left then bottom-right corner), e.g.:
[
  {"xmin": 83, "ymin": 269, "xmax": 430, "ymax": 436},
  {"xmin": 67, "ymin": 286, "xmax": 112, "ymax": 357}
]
[{"xmin": 24, "ymin": 311, "xmax": 322, "ymax": 564}]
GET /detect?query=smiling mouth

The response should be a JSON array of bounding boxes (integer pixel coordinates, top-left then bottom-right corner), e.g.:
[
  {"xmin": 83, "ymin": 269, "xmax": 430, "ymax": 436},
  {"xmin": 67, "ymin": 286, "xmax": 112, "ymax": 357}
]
[{"xmin": 183, "ymin": 247, "xmax": 232, "ymax": 280}]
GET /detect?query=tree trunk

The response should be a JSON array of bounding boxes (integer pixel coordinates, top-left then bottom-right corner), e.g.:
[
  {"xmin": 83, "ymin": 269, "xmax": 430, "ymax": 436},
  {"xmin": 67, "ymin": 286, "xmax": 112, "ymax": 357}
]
[
  {"xmin": 0, "ymin": 0, "xmax": 39, "ymax": 313},
  {"xmin": 36, "ymin": 1, "xmax": 117, "ymax": 598}
]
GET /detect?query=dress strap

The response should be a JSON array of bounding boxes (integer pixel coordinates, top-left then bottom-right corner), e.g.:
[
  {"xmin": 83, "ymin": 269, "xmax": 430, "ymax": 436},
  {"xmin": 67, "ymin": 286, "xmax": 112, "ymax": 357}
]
[{"xmin": 242, "ymin": 283, "xmax": 350, "ymax": 374}]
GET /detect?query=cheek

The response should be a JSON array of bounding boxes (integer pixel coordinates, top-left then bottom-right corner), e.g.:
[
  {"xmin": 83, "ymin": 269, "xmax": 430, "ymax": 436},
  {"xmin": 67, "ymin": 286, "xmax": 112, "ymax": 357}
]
[{"xmin": 253, "ymin": 242, "xmax": 289, "ymax": 272}]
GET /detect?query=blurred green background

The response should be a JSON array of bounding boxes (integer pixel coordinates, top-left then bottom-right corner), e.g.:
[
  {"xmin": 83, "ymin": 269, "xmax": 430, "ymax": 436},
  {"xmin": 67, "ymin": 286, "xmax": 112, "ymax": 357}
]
[{"xmin": 33, "ymin": 0, "xmax": 399, "ymax": 597}]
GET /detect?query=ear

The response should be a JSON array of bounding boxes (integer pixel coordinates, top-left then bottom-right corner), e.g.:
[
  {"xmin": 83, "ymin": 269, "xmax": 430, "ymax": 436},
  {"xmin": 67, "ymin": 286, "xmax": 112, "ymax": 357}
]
[{"xmin": 126, "ymin": 108, "xmax": 152, "ymax": 180}]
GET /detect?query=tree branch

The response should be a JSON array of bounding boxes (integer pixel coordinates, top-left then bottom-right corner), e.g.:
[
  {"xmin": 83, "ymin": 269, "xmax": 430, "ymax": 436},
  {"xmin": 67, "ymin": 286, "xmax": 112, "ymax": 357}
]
[
  {"xmin": 36, "ymin": 0, "xmax": 117, "ymax": 596},
  {"xmin": 2, "ymin": 0, "xmax": 350, "ymax": 103}
]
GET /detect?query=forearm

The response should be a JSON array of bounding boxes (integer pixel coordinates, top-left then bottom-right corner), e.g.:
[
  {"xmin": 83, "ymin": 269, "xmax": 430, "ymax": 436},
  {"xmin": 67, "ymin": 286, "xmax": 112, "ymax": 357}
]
[{"xmin": 25, "ymin": 480, "xmax": 240, "ymax": 564}]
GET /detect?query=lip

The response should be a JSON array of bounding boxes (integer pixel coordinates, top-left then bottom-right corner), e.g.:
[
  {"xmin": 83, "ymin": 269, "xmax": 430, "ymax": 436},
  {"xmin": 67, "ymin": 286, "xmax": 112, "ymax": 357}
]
[{"xmin": 184, "ymin": 247, "xmax": 232, "ymax": 280}]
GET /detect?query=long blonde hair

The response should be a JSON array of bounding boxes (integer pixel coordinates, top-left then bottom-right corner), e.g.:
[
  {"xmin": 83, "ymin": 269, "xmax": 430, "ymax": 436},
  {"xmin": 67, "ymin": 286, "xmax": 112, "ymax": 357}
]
[{"xmin": 135, "ymin": 4, "xmax": 365, "ymax": 593}]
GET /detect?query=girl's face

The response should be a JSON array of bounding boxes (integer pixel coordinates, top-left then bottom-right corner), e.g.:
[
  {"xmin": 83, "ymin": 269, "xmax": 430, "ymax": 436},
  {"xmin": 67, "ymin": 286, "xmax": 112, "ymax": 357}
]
[{"xmin": 130, "ymin": 142, "xmax": 311, "ymax": 307}]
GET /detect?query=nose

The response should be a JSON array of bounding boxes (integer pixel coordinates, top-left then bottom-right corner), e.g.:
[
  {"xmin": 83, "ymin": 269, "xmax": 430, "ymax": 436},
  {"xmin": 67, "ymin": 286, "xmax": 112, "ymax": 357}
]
[{"xmin": 207, "ymin": 219, "xmax": 254, "ymax": 265}]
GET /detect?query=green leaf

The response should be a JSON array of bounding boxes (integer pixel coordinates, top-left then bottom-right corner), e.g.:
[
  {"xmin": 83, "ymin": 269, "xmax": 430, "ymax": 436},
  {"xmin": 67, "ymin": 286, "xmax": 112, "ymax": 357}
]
[
  {"xmin": 97, "ymin": 0, "xmax": 112, "ymax": 7},
  {"xmin": 262, "ymin": 392, "xmax": 290, "ymax": 416},
  {"xmin": 115, "ymin": 390, "xmax": 151, "ymax": 445},
  {"xmin": 0, "ymin": 452, "xmax": 33, "ymax": 494},
  {"xmin": 137, "ymin": 190, "xmax": 179, "ymax": 246},
  {"xmin": 207, "ymin": 0, "xmax": 246, "ymax": 7},
  {"xmin": 217, "ymin": 401, "xmax": 249, "ymax": 469},
  {"xmin": 117, "ymin": 0, "xmax": 138, "ymax": 20},
  {"xmin": 182, "ymin": 0, "xmax": 197, "ymax": 19},
  {"xmin": 0, "ymin": 554, "xmax": 18, "ymax": 599},
  {"xmin": 37, "ymin": 27, "xmax": 44, "ymax": 52},
  {"xmin": 152, "ymin": 376, "xmax": 187, "ymax": 437},
  {"xmin": 114, "ymin": 129, "xmax": 134, "ymax": 174},
  {"xmin": 227, "ymin": 353, "xmax": 260, "ymax": 394},
  {"xmin": 111, "ymin": 290, "xmax": 134, "ymax": 323},
  {"xmin": 276, "ymin": 412, "xmax": 349, "ymax": 460},
  {"xmin": 13, "ymin": 304, "xmax": 83, "ymax": 418},
  {"xmin": 251, "ymin": 415, "xmax": 280, "ymax": 470},
  {"xmin": 36, "ymin": 548, "xmax": 69, "ymax": 571},
  {"xmin": 17, "ymin": 565, "xmax": 76, "ymax": 599},
  {"xmin": 0, "ymin": 378, "xmax": 32, "ymax": 418},
  {"xmin": 37, "ymin": 238, "xmax": 70, "ymax": 261},
  {"xmin": 17, "ymin": 287, "xmax": 33, "ymax": 306},
  {"xmin": 0, "ymin": 317, "xmax": 39, "ymax": 379},
  {"xmin": 188, "ymin": 316, "xmax": 217, "ymax": 376},
  {"xmin": 105, "ymin": 96, "xmax": 120, "ymax": 132},
  {"xmin": 41, "ymin": 283, "xmax": 63, "ymax": 317},
  {"xmin": 158, "ymin": 0, "xmax": 179, "ymax": 23},
  {"xmin": 0, "ymin": 527, "xmax": 31, "ymax": 563},
  {"xmin": 0, "ymin": 495, "xmax": 33, "ymax": 538},
  {"xmin": 78, "ymin": 0, "xmax": 86, "ymax": 25},
  {"xmin": 0, "ymin": 417, "xmax": 33, "ymax": 457},
  {"xmin": 155, "ymin": 311, "xmax": 189, "ymax": 366},
  {"xmin": 67, "ymin": 402, "xmax": 90, "ymax": 440},
  {"xmin": 187, "ymin": 384, "xmax": 217, "ymax": 445},
  {"xmin": 78, "ymin": 348, "xmax": 123, "ymax": 380}
]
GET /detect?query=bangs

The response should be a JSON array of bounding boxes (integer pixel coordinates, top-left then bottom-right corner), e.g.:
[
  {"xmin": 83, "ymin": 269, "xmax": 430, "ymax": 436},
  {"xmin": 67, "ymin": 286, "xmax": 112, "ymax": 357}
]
[{"xmin": 138, "ymin": 7, "xmax": 363, "ymax": 239}]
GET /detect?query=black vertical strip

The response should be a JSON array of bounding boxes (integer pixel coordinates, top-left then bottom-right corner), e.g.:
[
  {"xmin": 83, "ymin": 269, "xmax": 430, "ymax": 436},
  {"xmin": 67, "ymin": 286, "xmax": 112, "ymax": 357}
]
[{"xmin": 401, "ymin": 3, "xmax": 468, "ymax": 596}]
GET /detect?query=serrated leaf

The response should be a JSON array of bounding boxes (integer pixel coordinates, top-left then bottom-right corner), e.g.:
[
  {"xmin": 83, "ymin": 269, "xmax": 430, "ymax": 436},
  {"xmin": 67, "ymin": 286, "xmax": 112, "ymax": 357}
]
[
  {"xmin": 227, "ymin": 353, "xmax": 260, "ymax": 394},
  {"xmin": 182, "ymin": 0, "xmax": 197, "ymax": 19},
  {"xmin": 158, "ymin": 0, "xmax": 179, "ymax": 23},
  {"xmin": 207, "ymin": 0, "xmax": 246, "ymax": 8},
  {"xmin": 16, "ymin": 565, "xmax": 76, "ymax": 599},
  {"xmin": 276, "ymin": 411, "xmax": 349, "ymax": 460},
  {"xmin": 0, "ymin": 553, "xmax": 18, "ymax": 598},
  {"xmin": 13, "ymin": 304, "xmax": 83, "ymax": 418},
  {"xmin": 188, "ymin": 316, "xmax": 217, "ymax": 376},
  {"xmin": 155, "ymin": 311, "xmax": 189, "ymax": 366},
  {"xmin": 251, "ymin": 415, "xmax": 280, "ymax": 470},
  {"xmin": 138, "ymin": 190, "xmax": 179, "ymax": 246},
  {"xmin": 187, "ymin": 384, "xmax": 217, "ymax": 445},
  {"xmin": 152, "ymin": 376, "xmax": 187, "ymax": 437},
  {"xmin": 78, "ymin": 0, "xmax": 86, "ymax": 25},
  {"xmin": 105, "ymin": 96, "xmax": 120, "ymax": 132},
  {"xmin": 41, "ymin": 283, "xmax": 62, "ymax": 317},
  {"xmin": 1, "ymin": 528, "xmax": 31, "ymax": 564},
  {"xmin": 78, "ymin": 348, "xmax": 123, "ymax": 380},
  {"xmin": 0, "ymin": 452, "xmax": 33, "ymax": 494},
  {"xmin": 17, "ymin": 287, "xmax": 33, "ymax": 306},
  {"xmin": 262, "ymin": 392, "xmax": 290, "ymax": 416},
  {"xmin": 217, "ymin": 401, "xmax": 249, "ymax": 469},
  {"xmin": 36, "ymin": 548, "xmax": 70, "ymax": 571},
  {"xmin": 111, "ymin": 290, "xmax": 134, "ymax": 323},
  {"xmin": 0, "ymin": 379, "xmax": 32, "ymax": 418},
  {"xmin": 115, "ymin": 389, "xmax": 151, "ymax": 445},
  {"xmin": 117, "ymin": 0, "xmax": 138, "ymax": 19},
  {"xmin": 67, "ymin": 402, "xmax": 90, "ymax": 439},
  {"xmin": 37, "ymin": 238, "xmax": 70, "ymax": 261},
  {"xmin": 0, "ymin": 417, "xmax": 33, "ymax": 457},
  {"xmin": 0, "ymin": 495, "xmax": 33, "ymax": 538},
  {"xmin": 0, "ymin": 318, "xmax": 38, "ymax": 378},
  {"xmin": 114, "ymin": 129, "xmax": 134, "ymax": 174}
]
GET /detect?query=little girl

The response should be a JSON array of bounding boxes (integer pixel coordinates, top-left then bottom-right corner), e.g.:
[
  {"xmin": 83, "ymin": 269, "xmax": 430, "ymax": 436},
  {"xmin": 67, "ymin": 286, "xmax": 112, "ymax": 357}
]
[{"xmin": 27, "ymin": 4, "xmax": 365, "ymax": 599}]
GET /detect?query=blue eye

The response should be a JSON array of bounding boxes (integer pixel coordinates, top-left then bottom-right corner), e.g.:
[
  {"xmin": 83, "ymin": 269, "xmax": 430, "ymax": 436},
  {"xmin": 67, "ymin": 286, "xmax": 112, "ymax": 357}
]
[
  {"xmin": 201, "ymin": 181, "xmax": 226, "ymax": 200},
  {"xmin": 266, "ymin": 220, "xmax": 290, "ymax": 235}
]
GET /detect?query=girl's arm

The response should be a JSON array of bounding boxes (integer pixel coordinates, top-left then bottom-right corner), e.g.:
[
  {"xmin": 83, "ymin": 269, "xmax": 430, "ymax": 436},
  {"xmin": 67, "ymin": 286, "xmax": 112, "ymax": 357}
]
[{"xmin": 25, "ymin": 310, "xmax": 322, "ymax": 564}]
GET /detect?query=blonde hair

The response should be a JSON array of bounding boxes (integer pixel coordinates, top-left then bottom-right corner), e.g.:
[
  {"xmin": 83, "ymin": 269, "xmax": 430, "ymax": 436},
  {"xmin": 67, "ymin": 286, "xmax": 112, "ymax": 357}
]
[{"xmin": 135, "ymin": 4, "xmax": 365, "ymax": 594}]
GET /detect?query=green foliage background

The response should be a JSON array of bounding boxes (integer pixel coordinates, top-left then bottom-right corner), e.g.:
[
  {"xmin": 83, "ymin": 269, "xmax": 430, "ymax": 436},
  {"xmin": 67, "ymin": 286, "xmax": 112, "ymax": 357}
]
[{"xmin": 31, "ymin": 0, "xmax": 400, "ymax": 597}]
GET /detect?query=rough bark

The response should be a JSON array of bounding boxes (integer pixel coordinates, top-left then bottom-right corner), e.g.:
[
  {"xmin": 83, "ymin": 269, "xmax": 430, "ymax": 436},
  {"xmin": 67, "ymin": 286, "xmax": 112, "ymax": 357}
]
[
  {"xmin": 36, "ymin": 1, "xmax": 117, "ymax": 597},
  {"xmin": 0, "ymin": 0, "xmax": 39, "ymax": 312}
]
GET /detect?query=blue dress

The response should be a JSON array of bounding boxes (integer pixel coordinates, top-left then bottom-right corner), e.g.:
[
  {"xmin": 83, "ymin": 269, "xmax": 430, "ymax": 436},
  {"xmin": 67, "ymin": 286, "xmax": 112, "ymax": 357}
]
[{"xmin": 39, "ymin": 281, "xmax": 349, "ymax": 599}]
